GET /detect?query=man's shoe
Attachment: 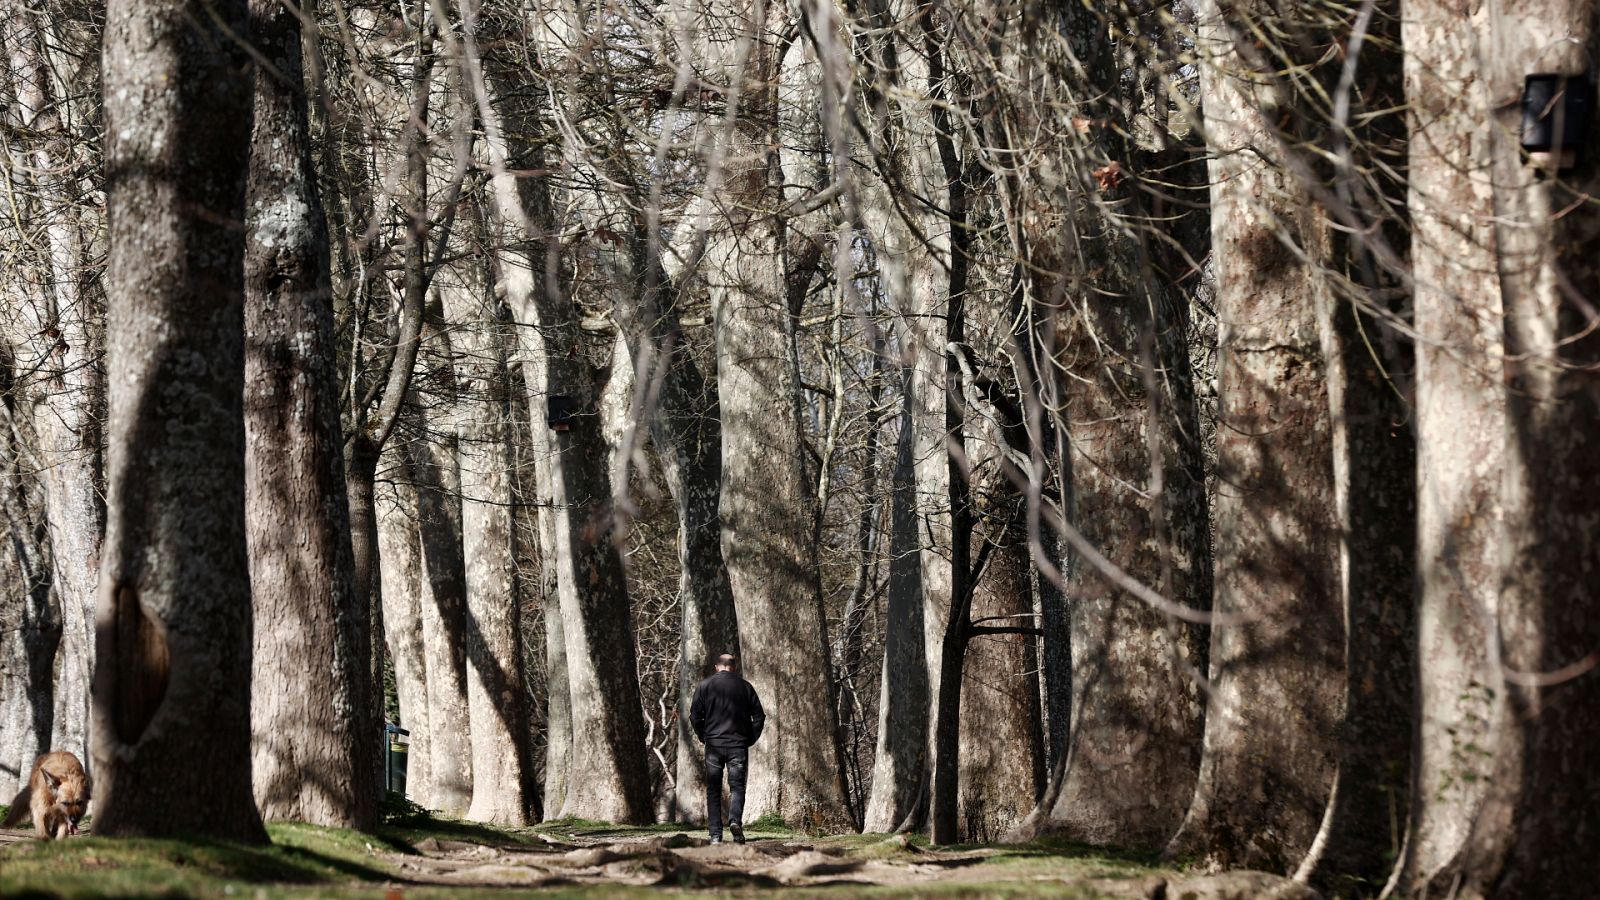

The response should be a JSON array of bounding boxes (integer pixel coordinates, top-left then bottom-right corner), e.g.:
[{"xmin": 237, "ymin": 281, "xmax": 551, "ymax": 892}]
[
  {"xmin": 729, "ymin": 823, "xmax": 745, "ymax": 844},
  {"xmin": 709, "ymin": 836, "xmax": 723, "ymax": 845}
]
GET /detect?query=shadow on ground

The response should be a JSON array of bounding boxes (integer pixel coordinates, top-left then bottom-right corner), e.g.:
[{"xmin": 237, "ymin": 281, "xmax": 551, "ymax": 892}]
[{"xmin": 0, "ymin": 811, "xmax": 1321, "ymax": 899}]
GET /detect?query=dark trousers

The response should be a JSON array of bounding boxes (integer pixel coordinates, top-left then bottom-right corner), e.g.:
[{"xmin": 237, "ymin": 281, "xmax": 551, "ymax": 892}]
[{"xmin": 704, "ymin": 744, "xmax": 748, "ymax": 837}]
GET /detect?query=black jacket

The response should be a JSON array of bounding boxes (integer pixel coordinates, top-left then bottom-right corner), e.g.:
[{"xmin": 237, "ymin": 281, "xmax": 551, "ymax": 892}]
[{"xmin": 690, "ymin": 671, "xmax": 765, "ymax": 749}]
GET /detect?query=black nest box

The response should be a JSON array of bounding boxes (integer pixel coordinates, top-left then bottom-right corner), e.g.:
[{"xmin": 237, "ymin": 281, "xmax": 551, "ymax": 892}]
[
  {"xmin": 548, "ymin": 395, "xmax": 577, "ymax": 433},
  {"xmin": 1522, "ymin": 70, "xmax": 1596, "ymax": 171}
]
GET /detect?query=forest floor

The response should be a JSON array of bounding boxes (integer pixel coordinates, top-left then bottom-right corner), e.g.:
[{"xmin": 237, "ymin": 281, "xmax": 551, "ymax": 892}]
[{"xmin": 0, "ymin": 803, "xmax": 1321, "ymax": 899}]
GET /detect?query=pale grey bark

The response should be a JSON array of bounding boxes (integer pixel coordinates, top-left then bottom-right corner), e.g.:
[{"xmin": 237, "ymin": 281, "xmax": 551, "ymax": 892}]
[
  {"xmin": 92, "ymin": 0, "xmax": 265, "ymax": 840},
  {"xmin": 850, "ymin": 0, "xmax": 954, "ymax": 833},
  {"xmin": 861, "ymin": 389, "xmax": 927, "ymax": 832},
  {"xmin": 0, "ymin": 347, "xmax": 56, "ymax": 799},
  {"xmin": 3, "ymin": 4, "xmax": 102, "ymax": 766},
  {"xmin": 444, "ymin": 254, "xmax": 536, "ymax": 825},
  {"xmin": 463, "ymin": 0, "xmax": 652, "ymax": 822},
  {"xmin": 1165, "ymin": 2, "xmax": 1342, "ymax": 869},
  {"xmin": 244, "ymin": 0, "xmax": 375, "ymax": 830},
  {"xmin": 375, "ymin": 468, "xmax": 432, "ymax": 808},
  {"xmin": 409, "ymin": 413, "xmax": 474, "ymax": 816},
  {"xmin": 697, "ymin": 0, "xmax": 851, "ymax": 821},
  {"xmin": 1385, "ymin": 3, "xmax": 1506, "ymax": 892},
  {"xmin": 1448, "ymin": 8, "xmax": 1600, "ymax": 895}
]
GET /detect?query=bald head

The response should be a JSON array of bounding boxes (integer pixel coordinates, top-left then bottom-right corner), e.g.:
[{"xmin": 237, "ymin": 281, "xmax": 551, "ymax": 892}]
[{"xmin": 715, "ymin": 653, "xmax": 738, "ymax": 672}]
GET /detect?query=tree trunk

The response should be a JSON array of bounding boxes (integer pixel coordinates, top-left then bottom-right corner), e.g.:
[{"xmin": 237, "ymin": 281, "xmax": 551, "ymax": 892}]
[
  {"xmin": 4, "ymin": 3, "xmax": 102, "ymax": 766},
  {"xmin": 460, "ymin": 0, "xmax": 653, "ymax": 822},
  {"xmin": 345, "ymin": 23, "xmax": 433, "ymax": 767},
  {"xmin": 92, "ymin": 0, "xmax": 266, "ymax": 840},
  {"xmin": 1385, "ymin": 2, "xmax": 1506, "ymax": 892},
  {"xmin": 410, "ymin": 415, "xmax": 475, "ymax": 816},
  {"xmin": 0, "ymin": 347, "xmax": 57, "ymax": 799},
  {"xmin": 1450, "ymin": 8, "xmax": 1600, "ymax": 895},
  {"xmin": 444, "ymin": 253, "xmax": 536, "ymax": 825},
  {"xmin": 999, "ymin": 2, "xmax": 1209, "ymax": 852},
  {"xmin": 243, "ymin": 0, "xmax": 376, "ymax": 830},
  {"xmin": 702, "ymin": 0, "xmax": 851, "ymax": 822},
  {"xmin": 1164, "ymin": 1, "xmax": 1343, "ymax": 871},
  {"xmin": 845, "ymin": 0, "xmax": 959, "ymax": 837},
  {"xmin": 375, "ymin": 466, "xmax": 432, "ymax": 808},
  {"xmin": 957, "ymin": 490, "xmax": 1044, "ymax": 842},
  {"xmin": 1295, "ymin": 5, "xmax": 1416, "ymax": 886},
  {"xmin": 612, "ymin": 260, "xmax": 739, "ymax": 826},
  {"xmin": 861, "ymin": 388, "xmax": 928, "ymax": 833}
]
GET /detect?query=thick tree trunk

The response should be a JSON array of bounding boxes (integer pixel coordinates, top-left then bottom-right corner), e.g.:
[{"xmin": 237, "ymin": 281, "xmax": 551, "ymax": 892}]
[
  {"xmin": 375, "ymin": 468, "xmax": 432, "ymax": 808},
  {"xmin": 243, "ymin": 0, "xmax": 375, "ymax": 830},
  {"xmin": 444, "ymin": 264, "xmax": 536, "ymax": 825},
  {"xmin": 613, "ymin": 265, "xmax": 739, "ymax": 826},
  {"xmin": 0, "ymin": 349, "xmax": 56, "ymax": 799},
  {"xmin": 848, "ymin": 1, "xmax": 957, "ymax": 834},
  {"xmin": 1164, "ymin": 2, "xmax": 1343, "ymax": 871},
  {"xmin": 4, "ymin": 4, "xmax": 102, "ymax": 766},
  {"xmin": 92, "ymin": 0, "xmax": 266, "ymax": 840},
  {"xmin": 1386, "ymin": 3, "xmax": 1506, "ymax": 893},
  {"xmin": 861, "ymin": 390, "xmax": 927, "ymax": 832},
  {"xmin": 461, "ymin": 0, "xmax": 652, "ymax": 822},
  {"xmin": 1004, "ymin": 2, "xmax": 1210, "ymax": 852},
  {"xmin": 704, "ymin": 18, "xmax": 852, "ymax": 820},
  {"xmin": 957, "ymin": 494, "xmax": 1044, "ymax": 842},
  {"xmin": 1295, "ymin": 6, "xmax": 1416, "ymax": 887},
  {"xmin": 410, "ymin": 417, "xmax": 474, "ymax": 816},
  {"xmin": 1449, "ymin": 8, "xmax": 1600, "ymax": 895}
]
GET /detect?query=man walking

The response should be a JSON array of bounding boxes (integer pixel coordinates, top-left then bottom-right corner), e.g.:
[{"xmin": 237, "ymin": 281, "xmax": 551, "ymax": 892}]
[{"xmin": 690, "ymin": 653, "xmax": 765, "ymax": 844}]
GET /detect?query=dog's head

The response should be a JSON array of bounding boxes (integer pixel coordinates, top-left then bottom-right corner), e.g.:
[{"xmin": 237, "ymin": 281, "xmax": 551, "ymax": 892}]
[{"xmin": 42, "ymin": 768, "xmax": 90, "ymax": 835}]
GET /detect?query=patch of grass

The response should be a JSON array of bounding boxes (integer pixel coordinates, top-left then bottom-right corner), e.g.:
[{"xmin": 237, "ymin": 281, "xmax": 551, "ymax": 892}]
[
  {"xmin": 746, "ymin": 811, "xmax": 790, "ymax": 832},
  {"xmin": 0, "ymin": 809, "xmax": 1175, "ymax": 900}
]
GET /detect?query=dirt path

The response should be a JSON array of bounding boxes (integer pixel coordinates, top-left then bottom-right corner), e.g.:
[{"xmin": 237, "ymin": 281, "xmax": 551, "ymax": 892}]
[
  {"xmin": 379, "ymin": 830, "xmax": 1003, "ymax": 891},
  {"xmin": 1, "ymin": 823, "xmax": 1323, "ymax": 898}
]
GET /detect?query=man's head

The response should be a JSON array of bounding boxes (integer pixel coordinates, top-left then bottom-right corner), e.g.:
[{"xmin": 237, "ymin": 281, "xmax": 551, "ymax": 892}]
[{"xmin": 715, "ymin": 653, "xmax": 738, "ymax": 672}]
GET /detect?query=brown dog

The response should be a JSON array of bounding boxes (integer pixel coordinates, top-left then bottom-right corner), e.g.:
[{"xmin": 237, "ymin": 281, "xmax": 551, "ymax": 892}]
[{"xmin": 1, "ymin": 751, "xmax": 91, "ymax": 838}]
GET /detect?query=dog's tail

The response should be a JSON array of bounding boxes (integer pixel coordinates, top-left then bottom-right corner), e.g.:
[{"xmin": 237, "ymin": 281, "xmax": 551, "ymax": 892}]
[{"xmin": 1, "ymin": 786, "xmax": 31, "ymax": 828}]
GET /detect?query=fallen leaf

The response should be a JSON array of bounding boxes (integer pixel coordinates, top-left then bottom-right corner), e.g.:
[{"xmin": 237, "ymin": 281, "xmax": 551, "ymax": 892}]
[{"xmin": 1092, "ymin": 160, "xmax": 1125, "ymax": 190}]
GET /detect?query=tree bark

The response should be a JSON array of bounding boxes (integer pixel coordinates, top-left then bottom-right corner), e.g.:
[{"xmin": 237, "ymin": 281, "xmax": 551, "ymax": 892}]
[
  {"xmin": 92, "ymin": 0, "xmax": 266, "ymax": 840},
  {"xmin": 444, "ymin": 249, "xmax": 537, "ymax": 825},
  {"xmin": 1295, "ymin": 5, "xmax": 1417, "ymax": 886},
  {"xmin": 957, "ymin": 483, "xmax": 1044, "ymax": 842},
  {"xmin": 847, "ymin": 0, "xmax": 957, "ymax": 836},
  {"xmin": 612, "ymin": 258, "xmax": 739, "ymax": 826},
  {"xmin": 1164, "ymin": 0, "xmax": 1343, "ymax": 871},
  {"xmin": 375, "ymin": 466, "xmax": 432, "ymax": 808},
  {"xmin": 1448, "ymin": 7, "xmax": 1600, "ymax": 895},
  {"xmin": 409, "ymin": 412, "xmax": 475, "ymax": 816},
  {"xmin": 1001, "ymin": 2, "xmax": 1210, "ymax": 852},
  {"xmin": 461, "ymin": 0, "xmax": 653, "ymax": 822},
  {"xmin": 861, "ymin": 387, "xmax": 928, "ymax": 832},
  {"xmin": 3, "ymin": 3, "xmax": 102, "ymax": 766},
  {"xmin": 0, "ymin": 346, "xmax": 57, "ymax": 799},
  {"xmin": 243, "ymin": 0, "xmax": 376, "ymax": 831},
  {"xmin": 345, "ymin": 23, "xmax": 434, "ymax": 763},
  {"xmin": 700, "ymin": 0, "xmax": 850, "ymax": 830},
  {"xmin": 1385, "ymin": 2, "xmax": 1506, "ymax": 892}
]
